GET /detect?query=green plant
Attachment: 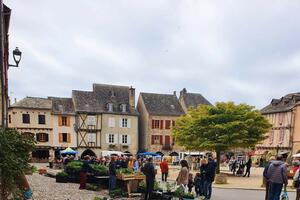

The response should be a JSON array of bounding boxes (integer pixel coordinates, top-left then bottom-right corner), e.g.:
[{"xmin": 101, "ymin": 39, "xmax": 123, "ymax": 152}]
[
  {"xmin": 65, "ymin": 161, "xmax": 83, "ymax": 176},
  {"xmin": 31, "ymin": 166, "xmax": 38, "ymax": 173},
  {"xmin": 0, "ymin": 128, "xmax": 36, "ymax": 200},
  {"xmin": 174, "ymin": 186, "xmax": 185, "ymax": 197},
  {"xmin": 166, "ymin": 182, "xmax": 175, "ymax": 192},
  {"xmin": 154, "ymin": 181, "xmax": 162, "ymax": 191},
  {"xmin": 117, "ymin": 168, "xmax": 134, "ymax": 175},
  {"xmin": 182, "ymin": 192, "xmax": 195, "ymax": 198},
  {"xmin": 109, "ymin": 188, "xmax": 126, "ymax": 197},
  {"xmin": 56, "ymin": 171, "xmax": 68, "ymax": 177},
  {"xmin": 86, "ymin": 183, "xmax": 98, "ymax": 191},
  {"xmin": 91, "ymin": 164, "xmax": 108, "ymax": 176},
  {"xmin": 93, "ymin": 197, "xmax": 103, "ymax": 200}
]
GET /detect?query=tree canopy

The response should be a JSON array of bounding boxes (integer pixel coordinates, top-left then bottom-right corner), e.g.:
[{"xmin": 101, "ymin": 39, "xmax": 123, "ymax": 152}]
[{"xmin": 172, "ymin": 102, "xmax": 271, "ymax": 172}]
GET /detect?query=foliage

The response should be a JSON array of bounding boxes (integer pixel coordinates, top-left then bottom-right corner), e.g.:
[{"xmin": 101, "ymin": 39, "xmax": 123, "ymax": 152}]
[
  {"xmin": 166, "ymin": 182, "xmax": 176, "ymax": 192},
  {"xmin": 93, "ymin": 197, "xmax": 106, "ymax": 200},
  {"xmin": 172, "ymin": 102, "xmax": 271, "ymax": 172},
  {"xmin": 90, "ymin": 164, "xmax": 108, "ymax": 176},
  {"xmin": 31, "ymin": 166, "xmax": 38, "ymax": 173},
  {"xmin": 182, "ymin": 192, "xmax": 195, "ymax": 198},
  {"xmin": 65, "ymin": 161, "xmax": 83, "ymax": 176},
  {"xmin": 154, "ymin": 181, "xmax": 162, "ymax": 191},
  {"xmin": 109, "ymin": 188, "xmax": 126, "ymax": 198},
  {"xmin": 56, "ymin": 171, "xmax": 68, "ymax": 177},
  {"xmin": 117, "ymin": 168, "xmax": 133, "ymax": 175},
  {"xmin": 173, "ymin": 186, "xmax": 185, "ymax": 197},
  {"xmin": 86, "ymin": 183, "xmax": 98, "ymax": 191},
  {"xmin": 0, "ymin": 128, "xmax": 36, "ymax": 200}
]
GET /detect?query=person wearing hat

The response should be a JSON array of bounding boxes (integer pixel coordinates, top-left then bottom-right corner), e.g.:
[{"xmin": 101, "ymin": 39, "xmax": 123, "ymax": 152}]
[{"xmin": 79, "ymin": 155, "xmax": 91, "ymax": 189}]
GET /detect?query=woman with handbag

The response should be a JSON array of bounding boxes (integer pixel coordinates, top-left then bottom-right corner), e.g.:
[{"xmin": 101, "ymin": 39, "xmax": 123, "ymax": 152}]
[{"xmin": 293, "ymin": 166, "xmax": 300, "ymax": 200}]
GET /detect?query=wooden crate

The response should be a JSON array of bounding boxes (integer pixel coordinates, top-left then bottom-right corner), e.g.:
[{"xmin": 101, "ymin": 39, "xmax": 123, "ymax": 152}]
[{"xmin": 117, "ymin": 173, "xmax": 135, "ymax": 180}]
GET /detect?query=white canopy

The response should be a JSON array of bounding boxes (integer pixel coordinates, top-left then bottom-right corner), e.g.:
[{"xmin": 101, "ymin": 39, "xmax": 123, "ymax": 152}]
[
  {"xmin": 101, "ymin": 151, "xmax": 124, "ymax": 157},
  {"xmin": 292, "ymin": 153, "xmax": 300, "ymax": 157}
]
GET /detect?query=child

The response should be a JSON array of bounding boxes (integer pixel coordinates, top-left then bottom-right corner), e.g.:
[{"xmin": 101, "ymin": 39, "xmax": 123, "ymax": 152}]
[
  {"xmin": 194, "ymin": 172, "xmax": 201, "ymax": 196},
  {"xmin": 188, "ymin": 173, "xmax": 194, "ymax": 193}
]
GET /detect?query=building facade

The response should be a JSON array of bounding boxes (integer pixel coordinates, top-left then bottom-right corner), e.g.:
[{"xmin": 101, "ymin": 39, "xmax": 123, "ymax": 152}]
[
  {"xmin": 258, "ymin": 93, "xmax": 300, "ymax": 155},
  {"xmin": 137, "ymin": 92, "xmax": 185, "ymax": 155},
  {"xmin": 179, "ymin": 88, "xmax": 212, "ymax": 113}
]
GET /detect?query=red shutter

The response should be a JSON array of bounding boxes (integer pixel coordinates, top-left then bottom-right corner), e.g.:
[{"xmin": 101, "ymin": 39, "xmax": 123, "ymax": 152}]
[
  {"xmin": 152, "ymin": 120, "xmax": 155, "ymax": 129},
  {"xmin": 160, "ymin": 135, "xmax": 163, "ymax": 144},
  {"xmin": 160, "ymin": 120, "xmax": 164, "ymax": 129},
  {"xmin": 151, "ymin": 135, "xmax": 155, "ymax": 144},
  {"xmin": 172, "ymin": 120, "xmax": 175, "ymax": 127}
]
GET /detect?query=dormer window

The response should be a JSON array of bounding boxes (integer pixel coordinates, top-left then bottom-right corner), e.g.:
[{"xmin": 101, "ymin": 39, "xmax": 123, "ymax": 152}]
[
  {"xmin": 121, "ymin": 104, "xmax": 127, "ymax": 112},
  {"xmin": 108, "ymin": 103, "xmax": 113, "ymax": 112}
]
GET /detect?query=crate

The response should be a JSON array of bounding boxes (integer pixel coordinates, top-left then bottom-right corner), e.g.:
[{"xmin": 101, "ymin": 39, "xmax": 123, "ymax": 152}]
[{"xmin": 117, "ymin": 173, "xmax": 135, "ymax": 180}]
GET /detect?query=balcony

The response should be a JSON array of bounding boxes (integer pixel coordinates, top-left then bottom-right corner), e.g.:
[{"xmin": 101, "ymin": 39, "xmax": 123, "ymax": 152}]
[{"xmin": 162, "ymin": 144, "xmax": 172, "ymax": 151}]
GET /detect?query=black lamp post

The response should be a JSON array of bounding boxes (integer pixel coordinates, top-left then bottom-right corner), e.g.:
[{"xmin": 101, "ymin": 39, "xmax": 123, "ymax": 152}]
[{"xmin": 9, "ymin": 47, "xmax": 22, "ymax": 68}]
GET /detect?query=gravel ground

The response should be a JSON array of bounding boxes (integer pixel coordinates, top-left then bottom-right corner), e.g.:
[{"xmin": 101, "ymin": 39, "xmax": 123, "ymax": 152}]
[{"xmin": 27, "ymin": 173, "xmax": 121, "ymax": 200}]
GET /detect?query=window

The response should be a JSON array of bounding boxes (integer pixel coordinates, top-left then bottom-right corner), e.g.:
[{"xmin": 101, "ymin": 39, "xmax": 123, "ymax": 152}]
[
  {"xmin": 8, "ymin": 115, "xmax": 11, "ymax": 124},
  {"xmin": 165, "ymin": 120, "xmax": 171, "ymax": 129},
  {"xmin": 108, "ymin": 117, "xmax": 115, "ymax": 127},
  {"xmin": 279, "ymin": 129, "xmax": 284, "ymax": 143},
  {"xmin": 122, "ymin": 135, "xmax": 128, "ymax": 144},
  {"xmin": 109, "ymin": 134, "xmax": 114, "ymax": 144},
  {"xmin": 151, "ymin": 135, "xmax": 162, "ymax": 144},
  {"xmin": 121, "ymin": 104, "xmax": 127, "ymax": 112},
  {"xmin": 38, "ymin": 115, "xmax": 46, "ymax": 124},
  {"xmin": 59, "ymin": 133, "xmax": 70, "ymax": 143},
  {"xmin": 87, "ymin": 116, "xmax": 96, "ymax": 125},
  {"xmin": 62, "ymin": 133, "xmax": 68, "ymax": 142},
  {"xmin": 62, "ymin": 116, "xmax": 68, "ymax": 126},
  {"xmin": 88, "ymin": 133, "xmax": 96, "ymax": 146},
  {"xmin": 172, "ymin": 120, "xmax": 176, "ymax": 127},
  {"xmin": 108, "ymin": 103, "xmax": 113, "ymax": 112},
  {"xmin": 152, "ymin": 120, "xmax": 160, "ymax": 129},
  {"xmin": 36, "ymin": 133, "xmax": 49, "ymax": 142},
  {"xmin": 122, "ymin": 118, "xmax": 128, "ymax": 128},
  {"xmin": 22, "ymin": 114, "xmax": 30, "ymax": 124}
]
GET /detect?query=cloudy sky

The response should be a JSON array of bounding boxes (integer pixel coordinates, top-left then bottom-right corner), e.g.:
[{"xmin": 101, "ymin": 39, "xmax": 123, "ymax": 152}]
[{"xmin": 5, "ymin": 0, "xmax": 300, "ymax": 108}]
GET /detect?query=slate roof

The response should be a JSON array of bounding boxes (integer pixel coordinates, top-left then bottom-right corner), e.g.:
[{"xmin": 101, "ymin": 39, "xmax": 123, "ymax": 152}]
[
  {"xmin": 261, "ymin": 93, "xmax": 300, "ymax": 114},
  {"xmin": 49, "ymin": 97, "xmax": 75, "ymax": 115},
  {"xmin": 72, "ymin": 83, "xmax": 138, "ymax": 115},
  {"xmin": 180, "ymin": 88, "xmax": 212, "ymax": 108},
  {"xmin": 140, "ymin": 92, "xmax": 185, "ymax": 116},
  {"xmin": 10, "ymin": 97, "xmax": 52, "ymax": 110}
]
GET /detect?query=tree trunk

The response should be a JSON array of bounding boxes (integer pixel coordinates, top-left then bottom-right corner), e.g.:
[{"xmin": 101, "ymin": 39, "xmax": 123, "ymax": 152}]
[{"xmin": 216, "ymin": 150, "xmax": 221, "ymax": 174}]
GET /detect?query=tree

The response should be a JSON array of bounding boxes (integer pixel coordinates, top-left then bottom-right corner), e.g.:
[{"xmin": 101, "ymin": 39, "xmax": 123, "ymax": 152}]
[
  {"xmin": 0, "ymin": 128, "xmax": 35, "ymax": 200},
  {"xmin": 172, "ymin": 102, "xmax": 271, "ymax": 173}
]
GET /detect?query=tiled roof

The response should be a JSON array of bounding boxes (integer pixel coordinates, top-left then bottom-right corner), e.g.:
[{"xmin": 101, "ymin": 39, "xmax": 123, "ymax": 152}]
[
  {"xmin": 140, "ymin": 92, "xmax": 185, "ymax": 116},
  {"xmin": 72, "ymin": 83, "xmax": 138, "ymax": 115},
  {"xmin": 261, "ymin": 93, "xmax": 300, "ymax": 114},
  {"xmin": 10, "ymin": 97, "xmax": 52, "ymax": 110},
  {"xmin": 49, "ymin": 97, "xmax": 75, "ymax": 114},
  {"xmin": 180, "ymin": 88, "xmax": 212, "ymax": 108}
]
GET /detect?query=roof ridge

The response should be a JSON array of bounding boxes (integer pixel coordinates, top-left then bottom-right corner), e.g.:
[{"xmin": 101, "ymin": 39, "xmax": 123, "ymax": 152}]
[
  {"xmin": 140, "ymin": 92, "xmax": 175, "ymax": 96},
  {"xmin": 93, "ymin": 83, "xmax": 129, "ymax": 88}
]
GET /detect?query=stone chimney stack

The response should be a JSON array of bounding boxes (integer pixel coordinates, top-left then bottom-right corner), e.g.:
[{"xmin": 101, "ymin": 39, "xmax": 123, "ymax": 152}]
[
  {"xmin": 129, "ymin": 86, "xmax": 135, "ymax": 109},
  {"xmin": 173, "ymin": 91, "xmax": 177, "ymax": 96}
]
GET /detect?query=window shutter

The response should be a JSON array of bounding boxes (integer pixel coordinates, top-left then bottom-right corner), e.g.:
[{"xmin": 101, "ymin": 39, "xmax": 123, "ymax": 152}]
[
  {"xmin": 128, "ymin": 119, "xmax": 131, "ymax": 128},
  {"xmin": 119, "ymin": 119, "xmax": 122, "ymax": 127},
  {"xmin": 151, "ymin": 120, "xmax": 155, "ymax": 129},
  {"xmin": 160, "ymin": 135, "xmax": 163, "ymax": 144},
  {"xmin": 172, "ymin": 120, "xmax": 175, "ymax": 127},
  {"xmin": 119, "ymin": 134, "xmax": 123, "ymax": 144},
  {"xmin": 160, "ymin": 120, "xmax": 164, "ymax": 129},
  {"xmin": 151, "ymin": 135, "xmax": 155, "ymax": 144},
  {"xmin": 67, "ymin": 133, "xmax": 71, "ymax": 143},
  {"xmin": 58, "ymin": 116, "xmax": 62, "ymax": 126},
  {"xmin": 109, "ymin": 118, "xmax": 115, "ymax": 127},
  {"xmin": 114, "ymin": 134, "xmax": 118, "ymax": 144},
  {"xmin": 127, "ymin": 135, "xmax": 131, "ymax": 145},
  {"xmin": 67, "ymin": 116, "xmax": 71, "ymax": 127},
  {"xmin": 36, "ymin": 133, "xmax": 40, "ymax": 142},
  {"xmin": 45, "ymin": 134, "xmax": 49, "ymax": 142},
  {"xmin": 59, "ymin": 133, "xmax": 63, "ymax": 143},
  {"xmin": 106, "ymin": 134, "xmax": 109, "ymax": 144}
]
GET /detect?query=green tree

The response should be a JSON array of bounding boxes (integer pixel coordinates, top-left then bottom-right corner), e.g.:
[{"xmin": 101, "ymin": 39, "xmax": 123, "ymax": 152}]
[
  {"xmin": 172, "ymin": 102, "xmax": 271, "ymax": 173},
  {"xmin": 0, "ymin": 128, "xmax": 36, "ymax": 200}
]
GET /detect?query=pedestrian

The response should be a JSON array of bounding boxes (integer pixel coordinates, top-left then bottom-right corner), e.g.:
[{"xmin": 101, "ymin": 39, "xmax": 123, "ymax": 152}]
[
  {"xmin": 293, "ymin": 162, "xmax": 300, "ymax": 200},
  {"xmin": 266, "ymin": 155, "xmax": 288, "ymax": 200},
  {"xmin": 188, "ymin": 173, "xmax": 194, "ymax": 193},
  {"xmin": 127, "ymin": 156, "xmax": 134, "ymax": 170},
  {"xmin": 230, "ymin": 157, "xmax": 237, "ymax": 175},
  {"xmin": 108, "ymin": 155, "xmax": 117, "ymax": 191},
  {"xmin": 79, "ymin": 155, "xmax": 91, "ymax": 189},
  {"xmin": 243, "ymin": 156, "xmax": 252, "ymax": 177},
  {"xmin": 133, "ymin": 158, "xmax": 139, "ymax": 172},
  {"xmin": 160, "ymin": 157, "xmax": 169, "ymax": 182},
  {"xmin": 204, "ymin": 156, "xmax": 217, "ymax": 200},
  {"xmin": 199, "ymin": 159, "xmax": 208, "ymax": 196},
  {"xmin": 263, "ymin": 156, "xmax": 275, "ymax": 200},
  {"xmin": 194, "ymin": 172, "xmax": 201, "ymax": 197},
  {"xmin": 176, "ymin": 160, "xmax": 189, "ymax": 187},
  {"xmin": 141, "ymin": 157, "xmax": 156, "ymax": 200}
]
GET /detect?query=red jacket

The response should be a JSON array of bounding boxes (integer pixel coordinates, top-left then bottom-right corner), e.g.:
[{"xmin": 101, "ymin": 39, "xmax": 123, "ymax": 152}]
[{"xmin": 160, "ymin": 161, "xmax": 169, "ymax": 173}]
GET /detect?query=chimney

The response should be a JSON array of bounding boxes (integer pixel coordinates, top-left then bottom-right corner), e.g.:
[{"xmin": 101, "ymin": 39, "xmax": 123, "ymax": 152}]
[
  {"xmin": 14, "ymin": 98, "xmax": 17, "ymax": 103},
  {"xmin": 129, "ymin": 86, "xmax": 135, "ymax": 109},
  {"xmin": 180, "ymin": 88, "xmax": 187, "ymax": 97},
  {"xmin": 173, "ymin": 91, "xmax": 177, "ymax": 96}
]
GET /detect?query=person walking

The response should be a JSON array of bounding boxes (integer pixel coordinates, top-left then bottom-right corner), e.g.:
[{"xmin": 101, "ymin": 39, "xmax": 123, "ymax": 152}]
[
  {"xmin": 160, "ymin": 158, "xmax": 169, "ymax": 182},
  {"xmin": 263, "ymin": 156, "xmax": 275, "ymax": 200},
  {"xmin": 142, "ymin": 157, "xmax": 156, "ymax": 200},
  {"xmin": 204, "ymin": 157, "xmax": 217, "ymax": 200},
  {"xmin": 194, "ymin": 172, "xmax": 201, "ymax": 197},
  {"xmin": 199, "ymin": 159, "xmax": 208, "ymax": 197},
  {"xmin": 79, "ymin": 155, "xmax": 91, "ymax": 189},
  {"xmin": 108, "ymin": 155, "xmax": 117, "ymax": 191},
  {"xmin": 266, "ymin": 155, "xmax": 288, "ymax": 200},
  {"xmin": 293, "ymin": 163, "xmax": 300, "ymax": 200},
  {"xmin": 176, "ymin": 160, "xmax": 189, "ymax": 187},
  {"xmin": 188, "ymin": 173, "xmax": 194, "ymax": 193},
  {"xmin": 243, "ymin": 156, "xmax": 252, "ymax": 177}
]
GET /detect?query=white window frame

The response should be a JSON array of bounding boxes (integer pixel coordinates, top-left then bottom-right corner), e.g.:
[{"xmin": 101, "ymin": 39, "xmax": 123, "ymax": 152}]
[
  {"xmin": 122, "ymin": 118, "xmax": 128, "ymax": 128},
  {"xmin": 121, "ymin": 104, "xmax": 127, "ymax": 112},
  {"xmin": 87, "ymin": 133, "xmax": 96, "ymax": 143},
  {"xmin": 108, "ymin": 117, "xmax": 115, "ymax": 128},
  {"xmin": 87, "ymin": 116, "xmax": 96, "ymax": 126},
  {"xmin": 108, "ymin": 134, "xmax": 114, "ymax": 144},
  {"xmin": 108, "ymin": 103, "xmax": 113, "ymax": 112}
]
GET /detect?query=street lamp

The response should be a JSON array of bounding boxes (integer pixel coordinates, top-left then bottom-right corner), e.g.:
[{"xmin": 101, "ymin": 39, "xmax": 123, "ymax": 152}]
[{"xmin": 9, "ymin": 47, "xmax": 22, "ymax": 68}]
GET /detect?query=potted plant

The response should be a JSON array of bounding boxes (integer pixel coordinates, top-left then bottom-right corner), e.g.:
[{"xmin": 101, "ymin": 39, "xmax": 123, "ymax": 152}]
[
  {"xmin": 56, "ymin": 171, "xmax": 68, "ymax": 183},
  {"xmin": 91, "ymin": 164, "xmax": 109, "ymax": 176},
  {"xmin": 181, "ymin": 192, "xmax": 195, "ymax": 200},
  {"xmin": 109, "ymin": 188, "xmax": 126, "ymax": 198},
  {"xmin": 86, "ymin": 183, "xmax": 98, "ymax": 191},
  {"xmin": 116, "ymin": 168, "xmax": 135, "ymax": 180},
  {"xmin": 65, "ymin": 161, "xmax": 83, "ymax": 177}
]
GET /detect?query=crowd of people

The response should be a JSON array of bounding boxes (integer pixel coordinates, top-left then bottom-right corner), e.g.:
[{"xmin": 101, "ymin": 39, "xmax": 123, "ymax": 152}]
[{"xmin": 228, "ymin": 156, "xmax": 252, "ymax": 177}]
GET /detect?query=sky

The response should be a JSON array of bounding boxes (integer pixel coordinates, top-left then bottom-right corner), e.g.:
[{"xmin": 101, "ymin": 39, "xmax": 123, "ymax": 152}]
[{"xmin": 5, "ymin": 0, "xmax": 300, "ymax": 109}]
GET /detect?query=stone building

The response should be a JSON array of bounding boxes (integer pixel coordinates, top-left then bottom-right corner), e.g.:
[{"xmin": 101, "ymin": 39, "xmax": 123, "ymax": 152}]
[
  {"xmin": 72, "ymin": 84, "xmax": 139, "ymax": 156},
  {"xmin": 258, "ymin": 93, "xmax": 300, "ymax": 155},
  {"xmin": 137, "ymin": 92, "xmax": 185, "ymax": 155},
  {"xmin": 179, "ymin": 88, "xmax": 212, "ymax": 113}
]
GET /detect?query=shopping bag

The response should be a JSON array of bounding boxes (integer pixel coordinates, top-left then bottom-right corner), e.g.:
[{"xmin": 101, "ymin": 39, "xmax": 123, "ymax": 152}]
[{"xmin": 280, "ymin": 191, "xmax": 289, "ymax": 200}]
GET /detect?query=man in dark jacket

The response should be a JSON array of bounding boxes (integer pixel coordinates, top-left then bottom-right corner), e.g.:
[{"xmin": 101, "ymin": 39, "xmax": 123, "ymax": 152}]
[
  {"xmin": 109, "ymin": 156, "xmax": 117, "ymax": 191},
  {"xmin": 263, "ymin": 156, "xmax": 275, "ymax": 200},
  {"xmin": 267, "ymin": 155, "xmax": 288, "ymax": 200},
  {"xmin": 243, "ymin": 157, "xmax": 252, "ymax": 177},
  {"xmin": 142, "ymin": 157, "xmax": 156, "ymax": 200},
  {"xmin": 204, "ymin": 157, "xmax": 217, "ymax": 200}
]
